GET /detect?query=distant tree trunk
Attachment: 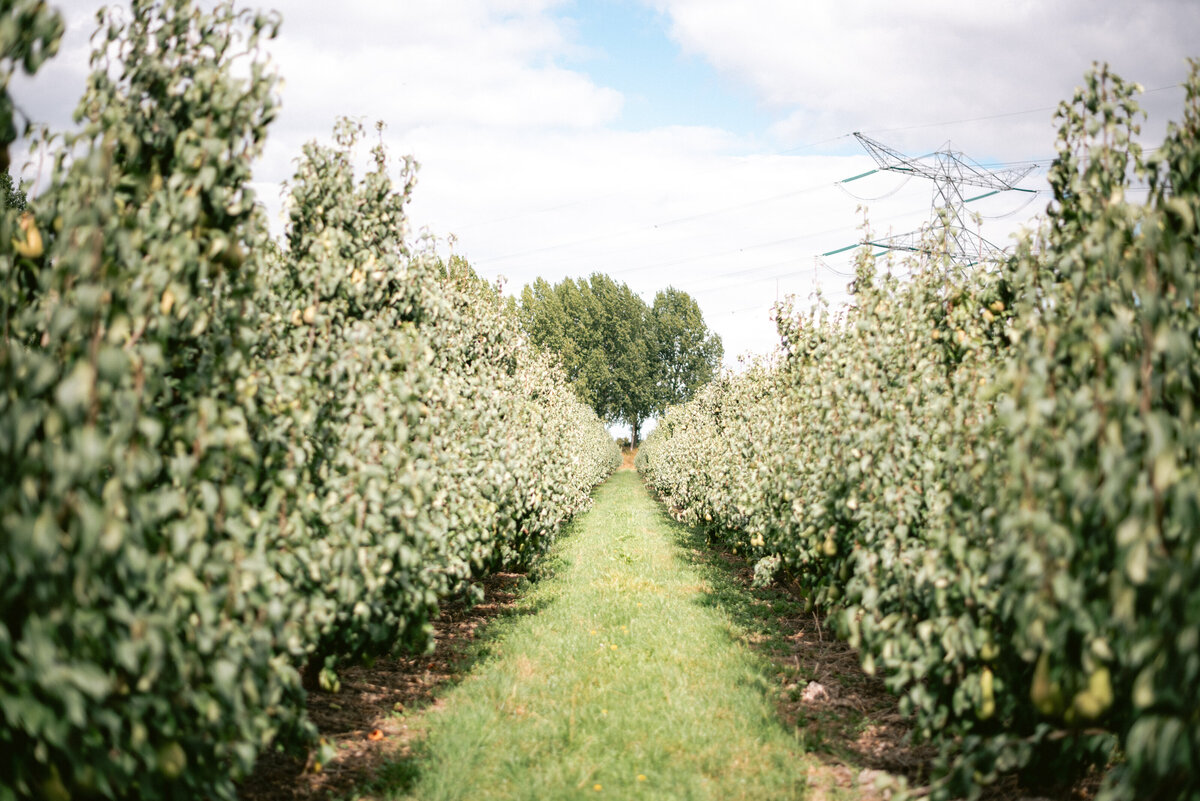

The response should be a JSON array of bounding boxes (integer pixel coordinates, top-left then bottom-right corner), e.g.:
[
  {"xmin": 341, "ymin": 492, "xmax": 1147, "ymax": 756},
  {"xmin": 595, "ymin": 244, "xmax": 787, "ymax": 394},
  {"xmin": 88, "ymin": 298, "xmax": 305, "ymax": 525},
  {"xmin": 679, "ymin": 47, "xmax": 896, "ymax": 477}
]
[{"xmin": 631, "ymin": 418, "xmax": 641, "ymax": 448}]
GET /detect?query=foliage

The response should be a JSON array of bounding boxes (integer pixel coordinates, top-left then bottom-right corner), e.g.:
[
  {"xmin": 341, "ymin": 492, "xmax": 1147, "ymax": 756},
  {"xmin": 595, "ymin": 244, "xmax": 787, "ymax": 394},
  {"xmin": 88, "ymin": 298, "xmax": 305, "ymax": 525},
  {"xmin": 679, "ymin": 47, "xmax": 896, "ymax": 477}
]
[
  {"xmin": 520, "ymin": 274, "xmax": 721, "ymax": 443},
  {"xmin": 1, "ymin": 170, "xmax": 24, "ymax": 210},
  {"xmin": 650, "ymin": 287, "xmax": 724, "ymax": 409},
  {"xmin": 0, "ymin": 3, "xmax": 618, "ymax": 800},
  {"xmin": 0, "ymin": 0, "xmax": 62, "ymax": 171},
  {"xmin": 520, "ymin": 273, "xmax": 653, "ymax": 439},
  {"xmin": 639, "ymin": 63, "xmax": 1200, "ymax": 801},
  {"xmin": 3, "ymin": 4, "xmax": 293, "ymax": 798}
]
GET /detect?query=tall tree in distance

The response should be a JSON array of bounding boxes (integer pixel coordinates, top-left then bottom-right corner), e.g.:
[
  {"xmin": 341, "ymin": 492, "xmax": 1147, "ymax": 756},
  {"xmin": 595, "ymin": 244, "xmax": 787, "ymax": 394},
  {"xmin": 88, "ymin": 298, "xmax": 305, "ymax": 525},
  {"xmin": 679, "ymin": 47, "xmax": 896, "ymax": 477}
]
[
  {"xmin": 519, "ymin": 273, "xmax": 722, "ymax": 446},
  {"xmin": 1, "ymin": 170, "xmax": 26, "ymax": 211},
  {"xmin": 651, "ymin": 287, "xmax": 724, "ymax": 409}
]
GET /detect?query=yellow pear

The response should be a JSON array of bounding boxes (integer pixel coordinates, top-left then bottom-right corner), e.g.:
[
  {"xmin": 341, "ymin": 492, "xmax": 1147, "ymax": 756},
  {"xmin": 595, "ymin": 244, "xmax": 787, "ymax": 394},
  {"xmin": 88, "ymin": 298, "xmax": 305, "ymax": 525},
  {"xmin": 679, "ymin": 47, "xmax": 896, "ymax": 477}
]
[
  {"xmin": 1031, "ymin": 652, "xmax": 1064, "ymax": 716},
  {"xmin": 978, "ymin": 667, "xmax": 995, "ymax": 719},
  {"xmin": 12, "ymin": 213, "xmax": 43, "ymax": 258}
]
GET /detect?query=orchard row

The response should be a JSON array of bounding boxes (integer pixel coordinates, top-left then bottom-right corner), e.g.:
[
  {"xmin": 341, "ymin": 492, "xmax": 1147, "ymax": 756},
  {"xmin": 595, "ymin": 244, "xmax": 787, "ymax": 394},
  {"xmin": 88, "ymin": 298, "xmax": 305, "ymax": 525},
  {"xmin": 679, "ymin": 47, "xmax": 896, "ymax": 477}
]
[
  {"xmin": 1, "ymin": 3, "xmax": 618, "ymax": 800},
  {"xmin": 640, "ymin": 64, "xmax": 1200, "ymax": 801}
]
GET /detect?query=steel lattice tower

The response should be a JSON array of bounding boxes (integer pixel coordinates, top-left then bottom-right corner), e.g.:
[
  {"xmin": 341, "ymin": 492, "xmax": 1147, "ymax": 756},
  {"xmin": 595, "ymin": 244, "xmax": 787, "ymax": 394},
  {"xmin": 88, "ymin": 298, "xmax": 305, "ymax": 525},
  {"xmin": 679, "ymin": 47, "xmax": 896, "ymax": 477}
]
[{"xmin": 852, "ymin": 132, "xmax": 1036, "ymax": 267}]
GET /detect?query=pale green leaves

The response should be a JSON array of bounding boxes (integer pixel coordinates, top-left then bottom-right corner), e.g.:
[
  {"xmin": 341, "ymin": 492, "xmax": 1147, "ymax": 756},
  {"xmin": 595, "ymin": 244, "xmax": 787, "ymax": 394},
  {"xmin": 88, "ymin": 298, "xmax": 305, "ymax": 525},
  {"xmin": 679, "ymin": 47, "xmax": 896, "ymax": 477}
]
[{"xmin": 642, "ymin": 61, "xmax": 1200, "ymax": 801}]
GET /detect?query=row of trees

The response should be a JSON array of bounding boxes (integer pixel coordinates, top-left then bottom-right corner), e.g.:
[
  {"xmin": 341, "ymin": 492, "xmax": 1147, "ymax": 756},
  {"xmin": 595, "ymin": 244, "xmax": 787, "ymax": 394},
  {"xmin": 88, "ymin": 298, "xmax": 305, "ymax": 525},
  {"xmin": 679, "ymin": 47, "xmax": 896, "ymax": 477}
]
[
  {"xmin": 5, "ymin": 5, "xmax": 725, "ymax": 452},
  {"xmin": 640, "ymin": 64, "xmax": 1200, "ymax": 801},
  {"xmin": 0, "ymin": 3, "xmax": 619, "ymax": 799},
  {"xmin": 519, "ymin": 275, "xmax": 723, "ymax": 445}
]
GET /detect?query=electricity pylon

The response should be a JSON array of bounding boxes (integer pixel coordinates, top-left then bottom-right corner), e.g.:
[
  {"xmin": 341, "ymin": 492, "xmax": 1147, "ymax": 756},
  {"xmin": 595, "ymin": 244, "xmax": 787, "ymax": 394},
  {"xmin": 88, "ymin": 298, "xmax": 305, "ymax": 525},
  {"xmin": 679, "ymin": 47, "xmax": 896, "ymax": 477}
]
[{"xmin": 852, "ymin": 132, "xmax": 1036, "ymax": 267}]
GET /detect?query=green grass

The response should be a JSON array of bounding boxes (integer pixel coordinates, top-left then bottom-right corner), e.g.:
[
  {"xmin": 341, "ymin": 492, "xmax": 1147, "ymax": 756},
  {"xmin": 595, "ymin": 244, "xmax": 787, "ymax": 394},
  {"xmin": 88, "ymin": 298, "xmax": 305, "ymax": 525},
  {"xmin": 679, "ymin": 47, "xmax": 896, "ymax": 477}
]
[
  {"xmin": 666, "ymin": 527, "xmax": 876, "ymax": 767},
  {"xmin": 368, "ymin": 471, "xmax": 820, "ymax": 801}
]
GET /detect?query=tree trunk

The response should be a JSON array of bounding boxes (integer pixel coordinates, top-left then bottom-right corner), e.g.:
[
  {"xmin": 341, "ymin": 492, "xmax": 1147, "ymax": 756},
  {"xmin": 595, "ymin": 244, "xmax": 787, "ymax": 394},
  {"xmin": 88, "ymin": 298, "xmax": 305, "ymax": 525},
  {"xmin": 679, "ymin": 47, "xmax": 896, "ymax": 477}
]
[{"xmin": 631, "ymin": 418, "xmax": 641, "ymax": 448}]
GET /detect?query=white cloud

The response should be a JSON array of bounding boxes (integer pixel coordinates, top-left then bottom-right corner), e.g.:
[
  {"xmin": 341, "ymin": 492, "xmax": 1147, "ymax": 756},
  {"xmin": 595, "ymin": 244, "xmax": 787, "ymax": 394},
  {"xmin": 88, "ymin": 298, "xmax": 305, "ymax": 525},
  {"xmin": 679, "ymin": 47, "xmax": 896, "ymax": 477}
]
[
  {"xmin": 8, "ymin": 0, "xmax": 1199, "ymax": 368},
  {"xmin": 265, "ymin": 0, "xmax": 622, "ymax": 132},
  {"xmin": 651, "ymin": 0, "xmax": 1199, "ymax": 157}
]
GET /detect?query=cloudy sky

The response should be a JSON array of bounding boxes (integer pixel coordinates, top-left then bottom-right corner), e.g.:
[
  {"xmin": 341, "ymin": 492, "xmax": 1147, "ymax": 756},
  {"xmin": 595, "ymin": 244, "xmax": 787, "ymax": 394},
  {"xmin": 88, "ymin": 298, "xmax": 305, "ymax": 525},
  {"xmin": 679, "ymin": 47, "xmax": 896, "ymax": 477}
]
[{"xmin": 11, "ymin": 0, "xmax": 1200, "ymax": 364}]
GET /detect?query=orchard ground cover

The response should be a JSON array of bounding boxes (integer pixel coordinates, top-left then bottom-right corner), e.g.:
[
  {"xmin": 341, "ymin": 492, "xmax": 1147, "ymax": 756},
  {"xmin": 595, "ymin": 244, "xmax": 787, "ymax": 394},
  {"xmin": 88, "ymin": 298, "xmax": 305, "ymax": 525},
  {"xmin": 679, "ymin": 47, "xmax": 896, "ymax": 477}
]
[
  {"xmin": 242, "ymin": 469, "xmax": 1105, "ymax": 801},
  {"xmin": 356, "ymin": 470, "xmax": 905, "ymax": 801},
  {"xmin": 238, "ymin": 571, "xmax": 531, "ymax": 801}
]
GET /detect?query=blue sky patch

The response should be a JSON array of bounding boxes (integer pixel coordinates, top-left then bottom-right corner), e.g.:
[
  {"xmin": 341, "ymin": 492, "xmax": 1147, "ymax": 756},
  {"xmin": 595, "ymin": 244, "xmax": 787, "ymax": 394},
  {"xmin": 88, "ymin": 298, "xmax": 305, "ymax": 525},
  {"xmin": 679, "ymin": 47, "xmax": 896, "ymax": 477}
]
[{"xmin": 557, "ymin": 0, "xmax": 773, "ymax": 136}]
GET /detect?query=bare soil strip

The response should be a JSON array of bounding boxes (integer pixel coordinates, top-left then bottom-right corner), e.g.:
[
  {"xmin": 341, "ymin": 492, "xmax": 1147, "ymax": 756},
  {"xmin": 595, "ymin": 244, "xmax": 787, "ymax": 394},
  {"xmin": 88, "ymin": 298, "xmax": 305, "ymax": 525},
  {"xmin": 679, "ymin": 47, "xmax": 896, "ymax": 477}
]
[{"xmin": 239, "ymin": 571, "xmax": 527, "ymax": 801}]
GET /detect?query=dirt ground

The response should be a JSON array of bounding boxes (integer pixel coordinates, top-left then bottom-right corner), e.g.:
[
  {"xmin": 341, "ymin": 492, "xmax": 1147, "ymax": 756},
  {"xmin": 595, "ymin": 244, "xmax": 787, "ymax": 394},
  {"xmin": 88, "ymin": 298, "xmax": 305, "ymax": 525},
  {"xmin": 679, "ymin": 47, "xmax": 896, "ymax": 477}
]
[
  {"xmin": 238, "ymin": 571, "xmax": 526, "ymax": 801},
  {"xmin": 701, "ymin": 545, "xmax": 1105, "ymax": 801}
]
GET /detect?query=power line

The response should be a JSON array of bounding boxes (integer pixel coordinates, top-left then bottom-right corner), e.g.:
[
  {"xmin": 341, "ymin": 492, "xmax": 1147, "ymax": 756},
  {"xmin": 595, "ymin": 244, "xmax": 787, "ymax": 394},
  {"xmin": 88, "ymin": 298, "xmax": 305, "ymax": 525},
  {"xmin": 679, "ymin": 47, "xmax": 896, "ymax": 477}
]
[
  {"xmin": 478, "ymin": 171, "xmax": 870, "ymax": 266},
  {"xmin": 478, "ymin": 159, "xmax": 948, "ymax": 269},
  {"xmin": 857, "ymin": 83, "xmax": 1183, "ymax": 136},
  {"xmin": 859, "ymin": 104, "xmax": 1061, "ymax": 135},
  {"xmin": 846, "ymin": 131, "xmax": 1038, "ymax": 267},
  {"xmin": 455, "ymin": 84, "xmax": 1179, "ymax": 251},
  {"xmin": 649, "ymin": 183, "xmax": 832, "ymax": 228},
  {"xmin": 470, "ymin": 100, "xmax": 1173, "ymax": 286},
  {"xmin": 836, "ymin": 173, "xmax": 914, "ymax": 202},
  {"xmin": 474, "ymin": 151, "xmax": 1050, "ymax": 271},
  {"xmin": 453, "ymin": 136, "xmax": 856, "ymax": 235},
  {"xmin": 720, "ymin": 281, "xmax": 855, "ymax": 317}
]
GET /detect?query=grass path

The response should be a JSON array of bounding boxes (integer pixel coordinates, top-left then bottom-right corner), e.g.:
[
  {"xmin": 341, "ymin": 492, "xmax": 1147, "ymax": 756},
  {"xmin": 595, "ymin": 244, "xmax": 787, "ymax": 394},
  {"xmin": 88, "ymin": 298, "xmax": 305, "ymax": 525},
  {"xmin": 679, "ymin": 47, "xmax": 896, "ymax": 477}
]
[{"xmin": 376, "ymin": 471, "xmax": 822, "ymax": 801}]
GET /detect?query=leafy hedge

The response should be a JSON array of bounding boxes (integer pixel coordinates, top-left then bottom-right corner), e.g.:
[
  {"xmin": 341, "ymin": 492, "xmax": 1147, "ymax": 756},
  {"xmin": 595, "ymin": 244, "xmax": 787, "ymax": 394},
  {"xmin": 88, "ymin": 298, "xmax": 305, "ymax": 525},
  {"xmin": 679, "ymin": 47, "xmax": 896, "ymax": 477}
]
[
  {"xmin": 0, "ymin": 3, "xmax": 618, "ymax": 800},
  {"xmin": 640, "ymin": 63, "xmax": 1200, "ymax": 801}
]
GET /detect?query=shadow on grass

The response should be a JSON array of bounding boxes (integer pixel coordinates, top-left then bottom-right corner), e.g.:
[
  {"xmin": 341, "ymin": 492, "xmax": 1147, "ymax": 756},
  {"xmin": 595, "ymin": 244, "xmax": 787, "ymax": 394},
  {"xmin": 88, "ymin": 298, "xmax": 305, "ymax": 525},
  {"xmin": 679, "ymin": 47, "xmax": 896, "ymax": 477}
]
[
  {"xmin": 650, "ymin": 495, "xmax": 934, "ymax": 794},
  {"xmin": 240, "ymin": 547, "xmax": 570, "ymax": 801},
  {"xmin": 643, "ymin": 478, "xmax": 1109, "ymax": 801}
]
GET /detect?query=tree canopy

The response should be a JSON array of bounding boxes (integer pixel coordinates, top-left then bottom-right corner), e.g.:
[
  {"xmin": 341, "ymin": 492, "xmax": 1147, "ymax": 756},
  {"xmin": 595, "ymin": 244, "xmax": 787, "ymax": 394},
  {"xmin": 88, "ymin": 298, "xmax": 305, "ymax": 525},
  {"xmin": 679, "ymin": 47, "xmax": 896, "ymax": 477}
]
[
  {"xmin": 1, "ymin": 170, "xmax": 25, "ymax": 211},
  {"xmin": 519, "ymin": 274, "xmax": 723, "ymax": 444}
]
